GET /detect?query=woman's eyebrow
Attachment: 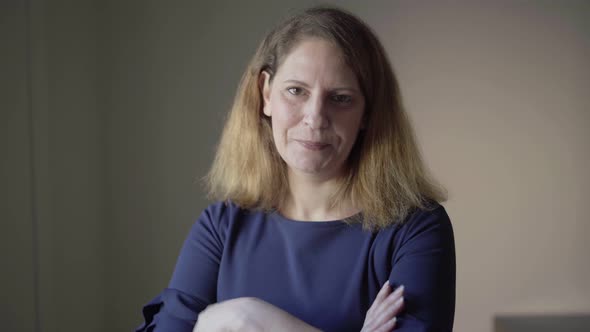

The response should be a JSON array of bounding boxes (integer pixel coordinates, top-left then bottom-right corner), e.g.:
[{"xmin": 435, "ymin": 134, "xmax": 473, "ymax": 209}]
[
  {"xmin": 283, "ymin": 79, "xmax": 311, "ymax": 87},
  {"xmin": 283, "ymin": 79, "xmax": 359, "ymax": 93}
]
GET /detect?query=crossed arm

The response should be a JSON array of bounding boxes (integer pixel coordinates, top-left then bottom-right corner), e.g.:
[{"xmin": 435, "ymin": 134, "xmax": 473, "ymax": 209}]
[{"xmin": 193, "ymin": 282, "xmax": 405, "ymax": 332}]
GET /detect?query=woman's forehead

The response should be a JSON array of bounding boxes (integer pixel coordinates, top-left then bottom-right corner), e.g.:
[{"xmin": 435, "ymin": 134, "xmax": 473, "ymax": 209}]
[{"xmin": 274, "ymin": 38, "xmax": 359, "ymax": 87}]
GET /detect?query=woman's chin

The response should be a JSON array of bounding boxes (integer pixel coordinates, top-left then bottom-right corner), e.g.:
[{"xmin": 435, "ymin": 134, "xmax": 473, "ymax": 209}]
[{"xmin": 287, "ymin": 162, "xmax": 343, "ymax": 180}]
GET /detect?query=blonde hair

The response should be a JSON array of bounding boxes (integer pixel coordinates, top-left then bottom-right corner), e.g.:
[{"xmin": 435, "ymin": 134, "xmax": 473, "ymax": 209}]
[{"xmin": 206, "ymin": 7, "xmax": 446, "ymax": 230}]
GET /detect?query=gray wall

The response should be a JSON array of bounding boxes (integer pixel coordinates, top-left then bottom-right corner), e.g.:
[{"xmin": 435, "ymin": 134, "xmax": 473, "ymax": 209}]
[
  {"xmin": 2, "ymin": 1, "xmax": 104, "ymax": 331},
  {"xmin": 2, "ymin": 1, "xmax": 589, "ymax": 331},
  {"xmin": 1, "ymin": 1, "xmax": 36, "ymax": 331}
]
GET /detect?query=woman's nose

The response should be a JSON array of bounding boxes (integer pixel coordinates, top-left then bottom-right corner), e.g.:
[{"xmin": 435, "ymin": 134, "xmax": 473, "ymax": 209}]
[{"xmin": 303, "ymin": 95, "xmax": 329, "ymax": 129}]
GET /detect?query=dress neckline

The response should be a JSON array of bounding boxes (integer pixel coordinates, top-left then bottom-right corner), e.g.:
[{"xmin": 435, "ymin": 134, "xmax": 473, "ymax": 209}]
[{"xmin": 269, "ymin": 209, "xmax": 362, "ymax": 228}]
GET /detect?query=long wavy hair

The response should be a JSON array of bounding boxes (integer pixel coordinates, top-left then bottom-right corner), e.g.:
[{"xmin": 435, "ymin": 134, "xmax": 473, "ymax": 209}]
[{"xmin": 206, "ymin": 6, "xmax": 446, "ymax": 230}]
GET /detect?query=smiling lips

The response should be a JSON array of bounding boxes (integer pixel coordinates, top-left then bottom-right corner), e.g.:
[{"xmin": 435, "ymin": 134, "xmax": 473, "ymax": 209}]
[{"xmin": 295, "ymin": 139, "xmax": 330, "ymax": 151}]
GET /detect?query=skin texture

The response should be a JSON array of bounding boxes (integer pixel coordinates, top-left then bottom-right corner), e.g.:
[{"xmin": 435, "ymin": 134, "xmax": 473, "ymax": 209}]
[
  {"xmin": 261, "ymin": 38, "xmax": 365, "ymax": 181},
  {"xmin": 194, "ymin": 38, "xmax": 405, "ymax": 331}
]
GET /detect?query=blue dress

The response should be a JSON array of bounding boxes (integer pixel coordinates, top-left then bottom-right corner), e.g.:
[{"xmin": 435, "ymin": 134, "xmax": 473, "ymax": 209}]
[{"xmin": 136, "ymin": 201, "xmax": 456, "ymax": 331}]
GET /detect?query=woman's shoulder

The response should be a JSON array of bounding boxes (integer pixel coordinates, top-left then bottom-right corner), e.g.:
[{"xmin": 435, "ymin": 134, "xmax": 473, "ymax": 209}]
[
  {"xmin": 201, "ymin": 200, "xmax": 243, "ymax": 219},
  {"xmin": 373, "ymin": 201, "xmax": 453, "ymax": 246},
  {"xmin": 376, "ymin": 200, "xmax": 450, "ymax": 229},
  {"xmin": 389, "ymin": 201, "xmax": 454, "ymax": 251},
  {"xmin": 184, "ymin": 201, "xmax": 264, "ymax": 247},
  {"xmin": 405, "ymin": 201, "xmax": 451, "ymax": 226},
  {"xmin": 197, "ymin": 200, "xmax": 267, "ymax": 230}
]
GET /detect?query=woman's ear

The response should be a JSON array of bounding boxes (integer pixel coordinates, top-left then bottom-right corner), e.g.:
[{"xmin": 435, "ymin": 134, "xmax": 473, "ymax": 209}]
[{"xmin": 259, "ymin": 71, "xmax": 271, "ymax": 117}]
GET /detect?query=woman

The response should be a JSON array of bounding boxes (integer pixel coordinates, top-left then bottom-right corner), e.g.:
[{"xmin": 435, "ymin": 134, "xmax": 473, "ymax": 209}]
[{"xmin": 137, "ymin": 6, "xmax": 455, "ymax": 332}]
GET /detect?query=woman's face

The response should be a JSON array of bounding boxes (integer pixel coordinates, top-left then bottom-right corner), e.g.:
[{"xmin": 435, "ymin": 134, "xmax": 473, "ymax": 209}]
[{"xmin": 261, "ymin": 38, "xmax": 365, "ymax": 180}]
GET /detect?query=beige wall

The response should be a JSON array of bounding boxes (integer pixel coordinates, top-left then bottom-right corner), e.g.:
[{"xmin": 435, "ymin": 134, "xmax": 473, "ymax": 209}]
[
  {"xmin": 367, "ymin": 1, "xmax": 590, "ymax": 330},
  {"xmin": 3, "ymin": 1, "xmax": 588, "ymax": 331}
]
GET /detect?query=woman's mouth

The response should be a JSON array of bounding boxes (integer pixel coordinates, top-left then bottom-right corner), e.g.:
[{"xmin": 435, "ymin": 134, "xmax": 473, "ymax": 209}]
[{"xmin": 295, "ymin": 140, "xmax": 330, "ymax": 151}]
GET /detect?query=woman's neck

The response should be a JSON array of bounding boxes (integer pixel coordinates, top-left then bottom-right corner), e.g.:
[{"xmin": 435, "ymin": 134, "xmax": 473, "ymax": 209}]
[{"xmin": 280, "ymin": 170, "xmax": 359, "ymax": 222}]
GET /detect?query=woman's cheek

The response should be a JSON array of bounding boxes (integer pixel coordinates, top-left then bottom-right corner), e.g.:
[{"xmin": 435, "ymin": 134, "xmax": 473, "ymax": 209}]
[{"xmin": 274, "ymin": 100, "xmax": 301, "ymax": 125}]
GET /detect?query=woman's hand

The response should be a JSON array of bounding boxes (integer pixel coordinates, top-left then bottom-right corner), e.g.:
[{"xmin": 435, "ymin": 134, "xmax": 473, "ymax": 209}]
[
  {"xmin": 193, "ymin": 297, "xmax": 322, "ymax": 332},
  {"xmin": 361, "ymin": 282, "xmax": 405, "ymax": 332}
]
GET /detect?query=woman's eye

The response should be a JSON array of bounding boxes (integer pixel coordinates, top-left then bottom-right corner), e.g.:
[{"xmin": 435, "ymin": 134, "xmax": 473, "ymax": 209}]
[
  {"xmin": 287, "ymin": 87, "xmax": 303, "ymax": 95},
  {"xmin": 331, "ymin": 94, "xmax": 352, "ymax": 104}
]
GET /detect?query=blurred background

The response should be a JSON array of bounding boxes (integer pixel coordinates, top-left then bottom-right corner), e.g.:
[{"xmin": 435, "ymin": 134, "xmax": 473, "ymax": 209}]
[{"xmin": 2, "ymin": 0, "xmax": 589, "ymax": 331}]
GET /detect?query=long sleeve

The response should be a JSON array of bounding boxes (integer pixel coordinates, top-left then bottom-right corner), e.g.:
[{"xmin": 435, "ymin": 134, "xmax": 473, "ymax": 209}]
[
  {"xmin": 387, "ymin": 206, "xmax": 456, "ymax": 331},
  {"xmin": 136, "ymin": 204, "xmax": 227, "ymax": 332},
  {"xmin": 136, "ymin": 201, "xmax": 456, "ymax": 332}
]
